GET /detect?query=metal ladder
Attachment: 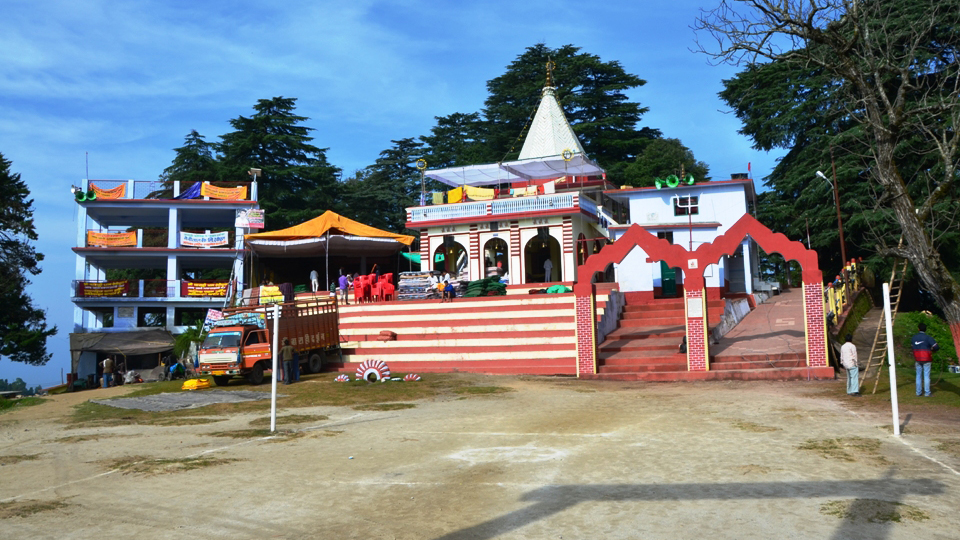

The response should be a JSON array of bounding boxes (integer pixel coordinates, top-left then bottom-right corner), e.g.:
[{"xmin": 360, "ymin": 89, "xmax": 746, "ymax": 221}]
[{"xmin": 864, "ymin": 258, "xmax": 909, "ymax": 393}]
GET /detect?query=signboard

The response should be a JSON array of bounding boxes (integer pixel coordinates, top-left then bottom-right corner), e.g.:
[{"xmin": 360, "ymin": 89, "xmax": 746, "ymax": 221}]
[
  {"xmin": 202, "ymin": 309, "xmax": 223, "ymax": 332},
  {"xmin": 180, "ymin": 231, "xmax": 229, "ymax": 248},
  {"xmin": 78, "ymin": 280, "xmax": 129, "ymax": 297},
  {"xmin": 235, "ymin": 209, "xmax": 264, "ymax": 229},
  {"xmin": 183, "ymin": 281, "xmax": 230, "ymax": 297},
  {"xmin": 90, "ymin": 183, "xmax": 126, "ymax": 199},
  {"xmin": 87, "ymin": 231, "xmax": 136, "ymax": 247},
  {"xmin": 201, "ymin": 183, "xmax": 248, "ymax": 200},
  {"xmin": 215, "ymin": 312, "xmax": 266, "ymax": 329}
]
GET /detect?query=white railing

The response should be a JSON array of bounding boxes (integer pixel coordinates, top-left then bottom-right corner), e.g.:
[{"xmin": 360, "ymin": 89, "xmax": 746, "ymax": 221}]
[
  {"xmin": 491, "ymin": 193, "xmax": 574, "ymax": 215},
  {"xmin": 409, "ymin": 202, "xmax": 490, "ymax": 222}
]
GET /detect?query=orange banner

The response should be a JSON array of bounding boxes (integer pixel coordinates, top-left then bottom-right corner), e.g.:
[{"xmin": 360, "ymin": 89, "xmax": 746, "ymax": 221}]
[
  {"xmin": 78, "ymin": 280, "xmax": 129, "ymax": 297},
  {"xmin": 87, "ymin": 231, "xmax": 137, "ymax": 247},
  {"xmin": 201, "ymin": 184, "xmax": 248, "ymax": 200},
  {"xmin": 90, "ymin": 183, "xmax": 126, "ymax": 199},
  {"xmin": 183, "ymin": 281, "xmax": 229, "ymax": 297}
]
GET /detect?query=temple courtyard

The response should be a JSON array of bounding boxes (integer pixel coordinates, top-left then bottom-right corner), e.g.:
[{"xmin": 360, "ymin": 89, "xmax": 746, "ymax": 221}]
[{"xmin": 2, "ymin": 374, "xmax": 958, "ymax": 539}]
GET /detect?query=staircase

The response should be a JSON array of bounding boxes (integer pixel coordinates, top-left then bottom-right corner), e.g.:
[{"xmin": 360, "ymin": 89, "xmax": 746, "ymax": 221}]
[
  {"xmin": 328, "ymin": 292, "xmax": 589, "ymax": 376},
  {"xmin": 588, "ymin": 297, "xmax": 724, "ymax": 381}
]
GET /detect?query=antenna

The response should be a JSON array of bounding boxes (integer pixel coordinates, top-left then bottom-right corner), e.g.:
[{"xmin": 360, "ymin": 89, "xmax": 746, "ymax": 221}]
[{"xmin": 85, "ymin": 151, "xmax": 89, "ymax": 180}]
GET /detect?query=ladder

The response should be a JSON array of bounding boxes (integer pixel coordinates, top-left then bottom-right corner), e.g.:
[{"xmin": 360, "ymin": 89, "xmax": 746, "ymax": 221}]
[{"xmin": 864, "ymin": 258, "xmax": 909, "ymax": 393}]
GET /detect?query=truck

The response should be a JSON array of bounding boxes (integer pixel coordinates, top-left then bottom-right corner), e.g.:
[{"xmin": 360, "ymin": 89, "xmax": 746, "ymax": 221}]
[{"xmin": 198, "ymin": 296, "xmax": 340, "ymax": 386}]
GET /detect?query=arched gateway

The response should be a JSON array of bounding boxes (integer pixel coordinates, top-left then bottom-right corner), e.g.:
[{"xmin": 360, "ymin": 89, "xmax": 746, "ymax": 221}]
[{"xmin": 573, "ymin": 214, "xmax": 828, "ymax": 377}]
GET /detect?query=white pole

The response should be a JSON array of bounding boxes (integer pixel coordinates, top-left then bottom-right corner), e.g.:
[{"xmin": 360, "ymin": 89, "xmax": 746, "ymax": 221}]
[
  {"xmin": 882, "ymin": 283, "xmax": 900, "ymax": 436},
  {"xmin": 270, "ymin": 303, "xmax": 279, "ymax": 432}
]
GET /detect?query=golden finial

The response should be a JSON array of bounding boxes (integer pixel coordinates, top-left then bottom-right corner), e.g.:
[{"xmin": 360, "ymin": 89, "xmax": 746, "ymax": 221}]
[{"xmin": 546, "ymin": 58, "xmax": 556, "ymax": 87}]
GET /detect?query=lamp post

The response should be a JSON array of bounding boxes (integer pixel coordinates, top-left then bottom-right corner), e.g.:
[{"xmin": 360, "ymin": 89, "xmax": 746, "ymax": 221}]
[{"xmin": 816, "ymin": 170, "xmax": 847, "ymax": 267}]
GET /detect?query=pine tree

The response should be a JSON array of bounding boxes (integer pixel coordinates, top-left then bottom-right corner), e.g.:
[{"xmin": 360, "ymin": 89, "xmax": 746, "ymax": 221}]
[
  {"xmin": 218, "ymin": 97, "xmax": 341, "ymax": 230},
  {"xmin": 344, "ymin": 138, "xmax": 424, "ymax": 235},
  {"xmin": 0, "ymin": 153, "xmax": 56, "ymax": 366}
]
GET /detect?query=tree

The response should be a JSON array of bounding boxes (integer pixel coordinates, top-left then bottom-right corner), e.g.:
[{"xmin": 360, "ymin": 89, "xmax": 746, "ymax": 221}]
[
  {"xmin": 419, "ymin": 112, "xmax": 492, "ymax": 169},
  {"xmin": 343, "ymin": 138, "xmax": 425, "ymax": 235},
  {"xmin": 481, "ymin": 44, "xmax": 661, "ymax": 179},
  {"xmin": 696, "ymin": 0, "xmax": 960, "ymax": 356},
  {"xmin": 0, "ymin": 153, "xmax": 56, "ymax": 366},
  {"xmin": 621, "ymin": 138, "xmax": 711, "ymax": 187},
  {"xmin": 163, "ymin": 130, "xmax": 220, "ymax": 185},
  {"xmin": 218, "ymin": 97, "xmax": 342, "ymax": 230}
]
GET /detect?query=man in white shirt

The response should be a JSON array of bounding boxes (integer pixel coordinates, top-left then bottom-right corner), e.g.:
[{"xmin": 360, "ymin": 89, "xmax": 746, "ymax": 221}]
[
  {"xmin": 543, "ymin": 258, "xmax": 553, "ymax": 282},
  {"xmin": 840, "ymin": 334, "xmax": 859, "ymax": 396},
  {"xmin": 310, "ymin": 269, "xmax": 319, "ymax": 292}
]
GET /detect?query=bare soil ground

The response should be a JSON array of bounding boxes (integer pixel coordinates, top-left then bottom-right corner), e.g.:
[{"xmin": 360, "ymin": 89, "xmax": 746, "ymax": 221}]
[{"xmin": 2, "ymin": 374, "xmax": 959, "ymax": 540}]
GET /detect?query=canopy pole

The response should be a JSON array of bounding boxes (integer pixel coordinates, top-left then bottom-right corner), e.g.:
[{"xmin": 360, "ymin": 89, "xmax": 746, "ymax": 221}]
[{"xmin": 325, "ymin": 230, "xmax": 330, "ymax": 294}]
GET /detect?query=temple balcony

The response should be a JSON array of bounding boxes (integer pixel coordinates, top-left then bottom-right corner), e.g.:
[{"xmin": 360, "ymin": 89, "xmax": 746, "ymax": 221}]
[{"xmin": 407, "ymin": 192, "xmax": 598, "ymax": 225}]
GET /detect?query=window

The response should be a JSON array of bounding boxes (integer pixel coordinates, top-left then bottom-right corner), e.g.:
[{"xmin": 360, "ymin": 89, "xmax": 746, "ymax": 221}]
[
  {"xmin": 657, "ymin": 231, "xmax": 674, "ymax": 244},
  {"xmin": 674, "ymin": 196, "xmax": 699, "ymax": 216}
]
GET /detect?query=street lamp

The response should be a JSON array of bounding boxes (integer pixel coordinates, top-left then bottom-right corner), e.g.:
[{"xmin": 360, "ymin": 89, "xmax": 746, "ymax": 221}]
[{"xmin": 816, "ymin": 170, "xmax": 847, "ymax": 270}]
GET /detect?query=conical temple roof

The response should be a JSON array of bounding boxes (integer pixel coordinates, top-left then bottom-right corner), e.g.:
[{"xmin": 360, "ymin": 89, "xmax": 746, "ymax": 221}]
[{"xmin": 518, "ymin": 86, "xmax": 586, "ymax": 160}]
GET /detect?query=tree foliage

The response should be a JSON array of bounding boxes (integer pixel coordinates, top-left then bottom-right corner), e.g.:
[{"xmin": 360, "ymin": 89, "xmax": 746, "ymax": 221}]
[
  {"xmin": 218, "ymin": 97, "xmax": 342, "ymax": 230},
  {"xmin": 697, "ymin": 0, "xmax": 960, "ymax": 346},
  {"xmin": 163, "ymin": 130, "xmax": 220, "ymax": 186},
  {"xmin": 343, "ymin": 138, "xmax": 424, "ymax": 235},
  {"xmin": 0, "ymin": 153, "xmax": 56, "ymax": 366},
  {"xmin": 621, "ymin": 138, "xmax": 711, "ymax": 187}
]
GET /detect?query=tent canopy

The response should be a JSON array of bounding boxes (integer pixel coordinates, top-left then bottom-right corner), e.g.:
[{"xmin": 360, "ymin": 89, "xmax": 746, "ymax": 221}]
[
  {"xmin": 425, "ymin": 153, "xmax": 604, "ymax": 188},
  {"xmin": 70, "ymin": 330, "xmax": 174, "ymax": 360},
  {"xmin": 244, "ymin": 211, "xmax": 415, "ymax": 258}
]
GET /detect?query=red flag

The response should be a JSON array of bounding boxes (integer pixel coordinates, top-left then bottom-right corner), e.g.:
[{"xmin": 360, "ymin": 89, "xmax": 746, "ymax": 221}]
[{"xmin": 748, "ymin": 162, "xmax": 751, "ymax": 172}]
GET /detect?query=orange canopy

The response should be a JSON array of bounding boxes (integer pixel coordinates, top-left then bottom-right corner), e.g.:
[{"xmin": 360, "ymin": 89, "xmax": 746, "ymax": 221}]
[{"xmin": 244, "ymin": 210, "xmax": 414, "ymax": 245}]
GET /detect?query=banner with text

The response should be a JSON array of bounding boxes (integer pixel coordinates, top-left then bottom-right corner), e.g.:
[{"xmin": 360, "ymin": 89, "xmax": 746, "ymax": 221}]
[
  {"xmin": 87, "ymin": 231, "xmax": 137, "ymax": 247},
  {"xmin": 180, "ymin": 231, "xmax": 229, "ymax": 248},
  {"xmin": 90, "ymin": 183, "xmax": 126, "ymax": 199},
  {"xmin": 235, "ymin": 208, "xmax": 265, "ymax": 229},
  {"xmin": 202, "ymin": 309, "xmax": 223, "ymax": 332},
  {"xmin": 182, "ymin": 281, "xmax": 230, "ymax": 297},
  {"xmin": 78, "ymin": 280, "xmax": 129, "ymax": 297},
  {"xmin": 201, "ymin": 183, "xmax": 248, "ymax": 200}
]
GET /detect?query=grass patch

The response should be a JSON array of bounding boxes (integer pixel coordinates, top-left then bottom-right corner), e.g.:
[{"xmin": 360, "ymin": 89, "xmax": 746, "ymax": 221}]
[
  {"xmin": 66, "ymin": 373, "xmax": 511, "ymax": 428},
  {"xmin": 248, "ymin": 414, "xmax": 329, "ymax": 427},
  {"xmin": 934, "ymin": 439, "xmax": 960, "ymax": 457},
  {"xmin": 207, "ymin": 429, "xmax": 304, "ymax": 441},
  {"xmin": 103, "ymin": 455, "xmax": 240, "ymax": 475},
  {"xmin": 732, "ymin": 421, "xmax": 781, "ymax": 433},
  {"xmin": 0, "ymin": 454, "xmax": 41, "ymax": 466},
  {"xmin": 0, "ymin": 396, "xmax": 47, "ymax": 415},
  {"xmin": 453, "ymin": 386, "xmax": 511, "ymax": 395},
  {"xmin": 352, "ymin": 403, "xmax": 416, "ymax": 411},
  {"xmin": 0, "ymin": 500, "xmax": 69, "ymax": 519},
  {"xmin": 820, "ymin": 499, "xmax": 929, "ymax": 523},
  {"xmin": 55, "ymin": 433, "xmax": 124, "ymax": 443},
  {"xmin": 797, "ymin": 437, "xmax": 885, "ymax": 463}
]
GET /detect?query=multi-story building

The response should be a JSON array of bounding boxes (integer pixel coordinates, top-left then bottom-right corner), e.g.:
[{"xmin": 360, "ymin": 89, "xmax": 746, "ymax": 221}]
[{"xmin": 70, "ymin": 178, "xmax": 259, "ymax": 381}]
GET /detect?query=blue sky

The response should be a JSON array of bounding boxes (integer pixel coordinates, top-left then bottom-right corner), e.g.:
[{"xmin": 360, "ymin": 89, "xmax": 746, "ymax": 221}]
[{"xmin": 1, "ymin": 0, "xmax": 783, "ymax": 387}]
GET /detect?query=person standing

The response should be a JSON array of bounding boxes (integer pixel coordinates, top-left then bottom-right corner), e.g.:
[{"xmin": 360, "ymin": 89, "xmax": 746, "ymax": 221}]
[
  {"xmin": 310, "ymin": 269, "xmax": 320, "ymax": 293},
  {"xmin": 338, "ymin": 271, "xmax": 350, "ymax": 305},
  {"xmin": 279, "ymin": 338, "xmax": 296, "ymax": 385},
  {"xmin": 102, "ymin": 356, "xmax": 114, "ymax": 388},
  {"xmin": 543, "ymin": 258, "xmax": 553, "ymax": 282},
  {"xmin": 911, "ymin": 322, "xmax": 939, "ymax": 397},
  {"xmin": 840, "ymin": 334, "xmax": 859, "ymax": 396}
]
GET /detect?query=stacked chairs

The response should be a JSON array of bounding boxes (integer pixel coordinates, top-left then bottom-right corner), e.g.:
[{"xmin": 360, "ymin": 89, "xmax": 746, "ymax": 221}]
[{"xmin": 353, "ymin": 275, "xmax": 372, "ymax": 303}]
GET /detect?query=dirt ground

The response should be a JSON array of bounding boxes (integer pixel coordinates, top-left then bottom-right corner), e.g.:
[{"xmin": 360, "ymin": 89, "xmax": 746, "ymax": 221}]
[{"xmin": 2, "ymin": 375, "xmax": 959, "ymax": 540}]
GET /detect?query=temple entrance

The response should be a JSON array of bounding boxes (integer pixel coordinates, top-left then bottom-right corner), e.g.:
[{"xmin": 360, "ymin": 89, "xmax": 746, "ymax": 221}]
[
  {"xmin": 433, "ymin": 239, "xmax": 467, "ymax": 278},
  {"xmin": 483, "ymin": 238, "xmax": 508, "ymax": 278},
  {"xmin": 524, "ymin": 232, "xmax": 560, "ymax": 283}
]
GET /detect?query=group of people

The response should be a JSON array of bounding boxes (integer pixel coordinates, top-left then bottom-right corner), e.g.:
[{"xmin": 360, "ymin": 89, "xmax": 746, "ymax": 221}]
[
  {"xmin": 840, "ymin": 322, "xmax": 941, "ymax": 397},
  {"xmin": 99, "ymin": 356, "xmax": 145, "ymax": 388},
  {"xmin": 429, "ymin": 272, "xmax": 456, "ymax": 302}
]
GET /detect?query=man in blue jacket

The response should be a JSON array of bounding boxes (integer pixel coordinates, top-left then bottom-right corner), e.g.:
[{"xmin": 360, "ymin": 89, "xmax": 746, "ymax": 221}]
[{"xmin": 910, "ymin": 323, "xmax": 939, "ymax": 397}]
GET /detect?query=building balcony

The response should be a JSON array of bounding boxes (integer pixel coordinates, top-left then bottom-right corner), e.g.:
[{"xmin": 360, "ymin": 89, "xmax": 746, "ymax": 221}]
[
  {"xmin": 74, "ymin": 180, "xmax": 258, "ymax": 202},
  {"xmin": 407, "ymin": 192, "xmax": 599, "ymax": 225},
  {"xmin": 71, "ymin": 279, "xmax": 233, "ymax": 302}
]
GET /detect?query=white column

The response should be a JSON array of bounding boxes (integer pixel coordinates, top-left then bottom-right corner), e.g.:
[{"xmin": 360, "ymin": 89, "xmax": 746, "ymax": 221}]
[
  {"xmin": 167, "ymin": 255, "xmax": 180, "ymax": 298},
  {"xmin": 168, "ymin": 207, "xmax": 180, "ymax": 248},
  {"xmin": 742, "ymin": 239, "xmax": 753, "ymax": 294}
]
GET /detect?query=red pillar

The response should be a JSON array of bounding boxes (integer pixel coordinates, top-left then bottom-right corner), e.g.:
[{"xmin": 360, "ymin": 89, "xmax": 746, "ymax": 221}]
[
  {"xmin": 803, "ymin": 282, "xmax": 828, "ymax": 367},
  {"xmin": 575, "ymin": 293, "xmax": 597, "ymax": 376},
  {"xmin": 685, "ymin": 288, "xmax": 708, "ymax": 371}
]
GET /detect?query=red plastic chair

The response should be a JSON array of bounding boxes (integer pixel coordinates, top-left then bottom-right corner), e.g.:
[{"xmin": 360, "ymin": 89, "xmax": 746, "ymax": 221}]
[{"xmin": 380, "ymin": 282, "xmax": 396, "ymax": 302}]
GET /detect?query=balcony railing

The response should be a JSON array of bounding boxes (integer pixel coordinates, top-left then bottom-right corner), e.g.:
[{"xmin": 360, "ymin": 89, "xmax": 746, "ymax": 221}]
[
  {"xmin": 409, "ymin": 193, "xmax": 584, "ymax": 223},
  {"xmin": 72, "ymin": 280, "xmax": 232, "ymax": 300},
  {"xmin": 81, "ymin": 229, "xmax": 240, "ymax": 248}
]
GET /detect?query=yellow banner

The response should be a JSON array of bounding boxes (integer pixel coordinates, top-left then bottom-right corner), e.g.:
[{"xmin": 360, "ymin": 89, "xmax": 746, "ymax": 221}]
[
  {"xmin": 79, "ymin": 280, "xmax": 129, "ymax": 297},
  {"xmin": 90, "ymin": 183, "xmax": 126, "ymax": 199},
  {"xmin": 87, "ymin": 231, "xmax": 137, "ymax": 247},
  {"xmin": 201, "ymin": 184, "xmax": 248, "ymax": 200},
  {"xmin": 184, "ymin": 281, "xmax": 229, "ymax": 297},
  {"xmin": 465, "ymin": 185, "xmax": 495, "ymax": 201}
]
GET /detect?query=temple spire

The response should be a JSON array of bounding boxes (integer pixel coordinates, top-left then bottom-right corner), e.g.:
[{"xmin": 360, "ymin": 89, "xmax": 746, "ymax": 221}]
[{"xmin": 545, "ymin": 58, "xmax": 555, "ymax": 88}]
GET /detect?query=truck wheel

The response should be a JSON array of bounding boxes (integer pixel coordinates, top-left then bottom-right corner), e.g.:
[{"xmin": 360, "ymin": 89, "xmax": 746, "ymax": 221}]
[
  {"xmin": 247, "ymin": 362, "xmax": 265, "ymax": 385},
  {"xmin": 308, "ymin": 353, "xmax": 322, "ymax": 373},
  {"xmin": 213, "ymin": 375, "xmax": 231, "ymax": 387}
]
